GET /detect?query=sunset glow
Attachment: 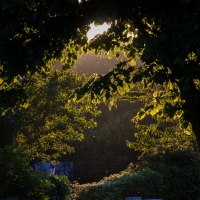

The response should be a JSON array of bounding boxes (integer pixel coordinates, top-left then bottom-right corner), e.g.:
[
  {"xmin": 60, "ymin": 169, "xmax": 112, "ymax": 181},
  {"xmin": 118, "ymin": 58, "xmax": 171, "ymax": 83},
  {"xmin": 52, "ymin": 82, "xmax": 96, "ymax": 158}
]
[{"xmin": 87, "ymin": 23, "xmax": 110, "ymax": 41}]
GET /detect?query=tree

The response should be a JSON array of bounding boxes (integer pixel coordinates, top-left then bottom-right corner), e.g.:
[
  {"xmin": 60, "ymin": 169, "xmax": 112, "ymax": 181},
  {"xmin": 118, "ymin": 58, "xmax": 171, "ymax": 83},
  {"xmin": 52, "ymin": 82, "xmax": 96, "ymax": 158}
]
[
  {"xmin": 73, "ymin": 0, "xmax": 200, "ymax": 150},
  {"xmin": 0, "ymin": 146, "xmax": 71, "ymax": 199},
  {"xmin": 1, "ymin": 0, "xmax": 200, "ymax": 148},
  {"xmin": 6, "ymin": 69, "xmax": 99, "ymax": 161},
  {"xmin": 0, "ymin": 0, "xmax": 87, "ymax": 113}
]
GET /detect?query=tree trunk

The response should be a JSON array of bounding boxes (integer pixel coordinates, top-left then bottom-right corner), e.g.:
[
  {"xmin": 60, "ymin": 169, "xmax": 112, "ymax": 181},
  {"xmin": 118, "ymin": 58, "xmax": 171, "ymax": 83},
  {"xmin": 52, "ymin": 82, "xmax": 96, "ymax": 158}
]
[{"xmin": 179, "ymin": 81, "xmax": 200, "ymax": 150}]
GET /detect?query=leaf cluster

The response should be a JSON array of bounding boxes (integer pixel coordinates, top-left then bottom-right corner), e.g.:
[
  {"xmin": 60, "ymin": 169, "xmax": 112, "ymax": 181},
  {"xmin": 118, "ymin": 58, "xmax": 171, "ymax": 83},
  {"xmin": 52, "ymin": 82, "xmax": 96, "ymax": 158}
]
[
  {"xmin": 127, "ymin": 121, "xmax": 197, "ymax": 154},
  {"xmin": 71, "ymin": 166, "xmax": 163, "ymax": 200},
  {"xmin": 11, "ymin": 69, "xmax": 99, "ymax": 161}
]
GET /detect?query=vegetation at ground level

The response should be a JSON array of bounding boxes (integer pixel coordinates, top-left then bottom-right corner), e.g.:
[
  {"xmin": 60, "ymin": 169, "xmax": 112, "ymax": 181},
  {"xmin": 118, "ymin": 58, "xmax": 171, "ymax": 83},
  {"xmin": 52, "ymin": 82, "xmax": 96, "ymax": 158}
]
[
  {"xmin": 1, "ymin": 144, "xmax": 200, "ymax": 199},
  {"xmin": 0, "ymin": 146, "xmax": 71, "ymax": 200},
  {"xmin": 71, "ymin": 149, "xmax": 200, "ymax": 200}
]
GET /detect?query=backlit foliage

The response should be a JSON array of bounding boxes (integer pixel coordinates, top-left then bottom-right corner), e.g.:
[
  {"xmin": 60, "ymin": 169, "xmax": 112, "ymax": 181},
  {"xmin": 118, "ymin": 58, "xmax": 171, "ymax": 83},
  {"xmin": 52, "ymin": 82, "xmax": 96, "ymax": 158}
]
[{"xmin": 13, "ymin": 69, "xmax": 99, "ymax": 161}]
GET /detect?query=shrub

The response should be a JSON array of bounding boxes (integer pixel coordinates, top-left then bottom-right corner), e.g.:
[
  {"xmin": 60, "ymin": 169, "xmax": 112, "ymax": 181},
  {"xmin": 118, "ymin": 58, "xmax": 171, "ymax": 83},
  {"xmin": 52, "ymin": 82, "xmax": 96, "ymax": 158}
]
[
  {"xmin": 138, "ymin": 148, "xmax": 200, "ymax": 200},
  {"xmin": 48, "ymin": 175, "xmax": 71, "ymax": 200},
  {"xmin": 71, "ymin": 165, "xmax": 163, "ymax": 200},
  {"xmin": 72, "ymin": 149, "xmax": 200, "ymax": 200},
  {"xmin": 0, "ymin": 146, "xmax": 71, "ymax": 199}
]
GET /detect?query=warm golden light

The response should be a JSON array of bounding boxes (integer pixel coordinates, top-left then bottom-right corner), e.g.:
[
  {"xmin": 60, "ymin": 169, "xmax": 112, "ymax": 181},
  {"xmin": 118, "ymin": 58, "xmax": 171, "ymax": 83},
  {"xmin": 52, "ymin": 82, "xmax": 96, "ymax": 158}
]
[{"xmin": 87, "ymin": 23, "xmax": 110, "ymax": 41}]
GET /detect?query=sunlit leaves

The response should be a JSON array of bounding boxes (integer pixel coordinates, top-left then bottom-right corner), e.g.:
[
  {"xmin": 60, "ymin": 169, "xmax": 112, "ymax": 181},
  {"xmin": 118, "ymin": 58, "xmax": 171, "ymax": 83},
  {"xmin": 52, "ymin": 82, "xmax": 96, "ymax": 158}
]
[
  {"xmin": 129, "ymin": 80, "xmax": 187, "ymax": 136},
  {"xmin": 1, "ymin": 0, "xmax": 200, "ymax": 150},
  {"xmin": 129, "ymin": 59, "xmax": 136, "ymax": 66},
  {"xmin": 117, "ymin": 86, "xmax": 125, "ymax": 95},
  {"xmin": 136, "ymin": 109, "xmax": 146, "ymax": 121},
  {"xmin": 127, "ymin": 122, "xmax": 197, "ymax": 154},
  {"xmin": 13, "ymin": 69, "xmax": 99, "ymax": 161},
  {"xmin": 123, "ymin": 83, "xmax": 130, "ymax": 92},
  {"xmin": 71, "ymin": 60, "xmax": 136, "ymax": 106}
]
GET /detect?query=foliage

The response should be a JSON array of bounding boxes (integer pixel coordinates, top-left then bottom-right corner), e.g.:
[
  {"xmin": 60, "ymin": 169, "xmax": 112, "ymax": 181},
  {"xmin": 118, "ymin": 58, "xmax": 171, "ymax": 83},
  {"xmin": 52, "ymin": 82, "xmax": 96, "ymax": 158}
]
[
  {"xmin": 0, "ymin": 0, "xmax": 85, "ymax": 113},
  {"xmin": 71, "ymin": 164, "xmax": 163, "ymax": 200},
  {"xmin": 138, "ymin": 150, "xmax": 200, "ymax": 200},
  {"xmin": 1, "ymin": 0, "xmax": 200, "ymax": 148},
  {"xmin": 71, "ymin": 0, "xmax": 200, "ymax": 148},
  {"xmin": 0, "ymin": 146, "xmax": 71, "ymax": 200},
  {"xmin": 48, "ymin": 175, "xmax": 71, "ymax": 200},
  {"xmin": 72, "ymin": 148, "xmax": 200, "ymax": 200},
  {"xmin": 127, "ymin": 120, "xmax": 198, "ymax": 155},
  {"xmin": 10, "ymin": 69, "xmax": 99, "ymax": 161}
]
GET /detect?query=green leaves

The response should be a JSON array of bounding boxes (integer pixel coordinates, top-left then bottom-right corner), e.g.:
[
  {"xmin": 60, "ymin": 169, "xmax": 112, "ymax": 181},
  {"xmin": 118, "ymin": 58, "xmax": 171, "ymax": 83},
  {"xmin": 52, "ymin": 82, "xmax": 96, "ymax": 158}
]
[
  {"xmin": 74, "ymin": 166, "xmax": 164, "ymax": 200},
  {"xmin": 12, "ymin": 69, "xmax": 99, "ymax": 161},
  {"xmin": 1, "ymin": 0, "xmax": 200, "ymax": 151},
  {"xmin": 0, "ymin": 146, "xmax": 71, "ymax": 199},
  {"xmin": 129, "ymin": 59, "xmax": 136, "ymax": 66},
  {"xmin": 128, "ymin": 121, "xmax": 196, "ymax": 154},
  {"xmin": 137, "ymin": 110, "xmax": 146, "ymax": 120},
  {"xmin": 117, "ymin": 86, "xmax": 125, "ymax": 95}
]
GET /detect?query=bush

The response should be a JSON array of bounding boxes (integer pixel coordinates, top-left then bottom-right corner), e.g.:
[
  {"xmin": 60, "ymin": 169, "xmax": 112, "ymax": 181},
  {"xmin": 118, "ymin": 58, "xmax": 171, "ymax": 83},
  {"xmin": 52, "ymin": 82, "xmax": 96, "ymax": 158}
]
[
  {"xmin": 48, "ymin": 175, "xmax": 71, "ymax": 200},
  {"xmin": 71, "ymin": 165, "xmax": 163, "ymax": 200},
  {"xmin": 138, "ymin": 148, "xmax": 200, "ymax": 200},
  {"xmin": 72, "ymin": 150, "xmax": 200, "ymax": 200},
  {"xmin": 0, "ymin": 146, "xmax": 71, "ymax": 199}
]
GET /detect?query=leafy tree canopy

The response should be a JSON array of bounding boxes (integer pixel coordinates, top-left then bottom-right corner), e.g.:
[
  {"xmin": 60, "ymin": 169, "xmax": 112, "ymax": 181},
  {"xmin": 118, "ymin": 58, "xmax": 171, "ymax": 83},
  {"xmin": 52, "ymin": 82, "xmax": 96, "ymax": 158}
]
[
  {"xmin": 5, "ymin": 69, "xmax": 99, "ymax": 161},
  {"xmin": 1, "ymin": 0, "xmax": 200, "ymax": 148}
]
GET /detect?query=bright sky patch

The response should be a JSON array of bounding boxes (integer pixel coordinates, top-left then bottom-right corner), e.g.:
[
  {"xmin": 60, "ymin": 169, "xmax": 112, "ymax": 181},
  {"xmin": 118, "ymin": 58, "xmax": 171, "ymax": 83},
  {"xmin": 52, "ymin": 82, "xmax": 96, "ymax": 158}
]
[{"xmin": 87, "ymin": 23, "xmax": 110, "ymax": 41}]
